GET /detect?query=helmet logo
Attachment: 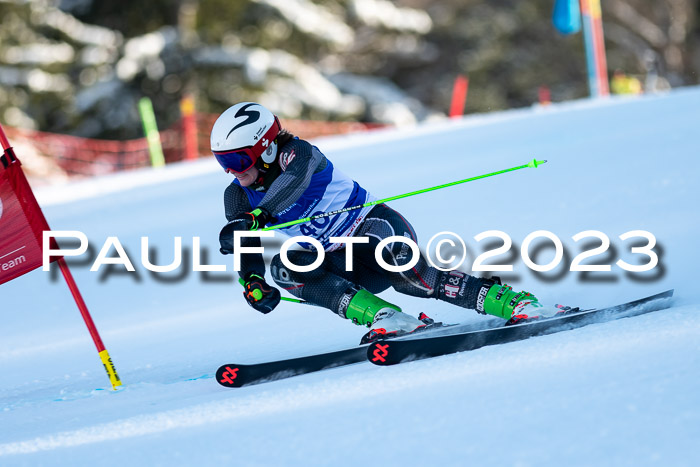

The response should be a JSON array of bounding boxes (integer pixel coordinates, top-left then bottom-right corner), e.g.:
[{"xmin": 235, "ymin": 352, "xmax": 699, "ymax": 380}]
[
  {"xmin": 226, "ymin": 103, "xmax": 260, "ymax": 138},
  {"xmin": 261, "ymin": 138, "xmax": 269, "ymax": 147}
]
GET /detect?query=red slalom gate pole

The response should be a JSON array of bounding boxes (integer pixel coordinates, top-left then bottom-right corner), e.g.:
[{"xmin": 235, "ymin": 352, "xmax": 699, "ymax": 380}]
[
  {"xmin": 0, "ymin": 124, "xmax": 11, "ymax": 150},
  {"xmin": 180, "ymin": 94, "xmax": 198, "ymax": 160},
  {"xmin": 57, "ymin": 258, "xmax": 121, "ymax": 389},
  {"xmin": 449, "ymin": 75, "xmax": 469, "ymax": 118},
  {"xmin": 58, "ymin": 258, "xmax": 105, "ymax": 351}
]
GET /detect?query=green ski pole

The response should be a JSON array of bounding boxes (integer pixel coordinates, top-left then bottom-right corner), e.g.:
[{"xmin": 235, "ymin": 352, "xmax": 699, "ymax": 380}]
[{"xmin": 263, "ymin": 158, "xmax": 547, "ymax": 232}]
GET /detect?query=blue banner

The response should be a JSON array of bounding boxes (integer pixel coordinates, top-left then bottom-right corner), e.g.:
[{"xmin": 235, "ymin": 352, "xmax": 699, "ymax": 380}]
[{"xmin": 553, "ymin": 0, "xmax": 582, "ymax": 35}]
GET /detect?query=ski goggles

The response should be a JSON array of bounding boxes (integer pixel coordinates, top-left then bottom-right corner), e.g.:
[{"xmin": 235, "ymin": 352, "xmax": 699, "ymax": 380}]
[{"xmin": 213, "ymin": 149, "xmax": 257, "ymax": 174}]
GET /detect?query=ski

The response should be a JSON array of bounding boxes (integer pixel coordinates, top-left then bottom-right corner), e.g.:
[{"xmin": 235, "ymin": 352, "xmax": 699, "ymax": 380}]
[
  {"xmin": 216, "ymin": 345, "xmax": 368, "ymax": 388},
  {"xmin": 215, "ymin": 321, "xmax": 453, "ymax": 388},
  {"xmin": 367, "ymin": 289, "xmax": 675, "ymax": 366},
  {"xmin": 216, "ymin": 290, "xmax": 674, "ymax": 386}
]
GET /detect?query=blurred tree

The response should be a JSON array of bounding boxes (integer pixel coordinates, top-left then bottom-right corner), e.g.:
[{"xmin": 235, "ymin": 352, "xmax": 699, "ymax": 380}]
[
  {"xmin": 602, "ymin": 0, "xmax": 698, "ymax": 89},
  {"xmin": 1, "ymin": 0, "xmax": 698, "ymax": 138},
  {"xmin": 62, "ymin": 0, "xmax": 180, "ymax": 36}
]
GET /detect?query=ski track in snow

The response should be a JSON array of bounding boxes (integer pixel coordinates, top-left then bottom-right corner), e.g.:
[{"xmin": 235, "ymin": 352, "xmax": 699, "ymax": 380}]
[{"xmin": 2, "ymin": 88, "xmax": 700, "ymax": 465}]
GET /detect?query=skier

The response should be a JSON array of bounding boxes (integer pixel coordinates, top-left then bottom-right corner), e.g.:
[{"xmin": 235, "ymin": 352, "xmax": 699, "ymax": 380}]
[{"xmin": 213, "ymin": 102, "xmax": 552, "ymax": 343}]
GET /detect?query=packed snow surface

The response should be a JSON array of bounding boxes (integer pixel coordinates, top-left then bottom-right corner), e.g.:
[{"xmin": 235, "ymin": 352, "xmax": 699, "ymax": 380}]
[{"xmin": 1, "ymin": 88, "xmax": 699, "ymax": 466}]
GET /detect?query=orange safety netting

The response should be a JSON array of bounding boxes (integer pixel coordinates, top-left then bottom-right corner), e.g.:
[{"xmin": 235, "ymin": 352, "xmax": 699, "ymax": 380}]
[{"xmin": 4, "ymin": 115, "xmax": 385, "ymax": 179}]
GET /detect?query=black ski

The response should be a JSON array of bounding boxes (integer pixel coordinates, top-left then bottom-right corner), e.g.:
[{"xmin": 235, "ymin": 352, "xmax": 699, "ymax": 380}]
[
  {"xmin": 216, "ymin": 290, "xmax": 674, "ymax": 387},
  {"xmin": 215, "ymin": 322, "xmax": 451, "ymax": 388},
  {"xmin": 216, "ymin": 345, "xmax": 368, "ymax": 388},
  {"xmin": 367, "ymin": 289, "xmax": 675, "ymax": 366}
]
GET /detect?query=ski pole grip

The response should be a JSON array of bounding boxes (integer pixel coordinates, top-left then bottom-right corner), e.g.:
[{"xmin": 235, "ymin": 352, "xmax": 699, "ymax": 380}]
[{"xmin": 528, "ymin": 159, "xmax": 547, "ymax": 168}]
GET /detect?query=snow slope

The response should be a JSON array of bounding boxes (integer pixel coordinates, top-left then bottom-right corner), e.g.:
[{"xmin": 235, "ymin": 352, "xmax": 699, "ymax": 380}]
[{"xmin": 1, "ymin": 88, "xmax": 699, "ymax": 466}]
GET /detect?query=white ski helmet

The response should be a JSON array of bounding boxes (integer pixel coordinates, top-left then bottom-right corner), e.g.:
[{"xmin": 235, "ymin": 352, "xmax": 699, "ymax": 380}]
[{"xmin": 210, "ymin": 102, "xmax": 282, "ymax": 173}]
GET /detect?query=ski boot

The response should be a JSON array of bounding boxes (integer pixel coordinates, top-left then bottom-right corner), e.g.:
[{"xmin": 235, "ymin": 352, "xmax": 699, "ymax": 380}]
[
  {"xmin": 342, "ymin": 289, "xmax": 430, "ymax": 344},
  {"xmin": 479, "ymin": 282, "xmax": 560, "ymax": 326}
]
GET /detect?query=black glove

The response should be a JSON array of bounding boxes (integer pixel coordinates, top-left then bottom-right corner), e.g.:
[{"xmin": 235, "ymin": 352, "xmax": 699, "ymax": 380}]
[
  {"xmin": 219, "ymin": 208, "xmax": 274, "ymax": 255},
  {"xmin": 242, "ymin": 272, "xmax": 280, "ymax": 314}
]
